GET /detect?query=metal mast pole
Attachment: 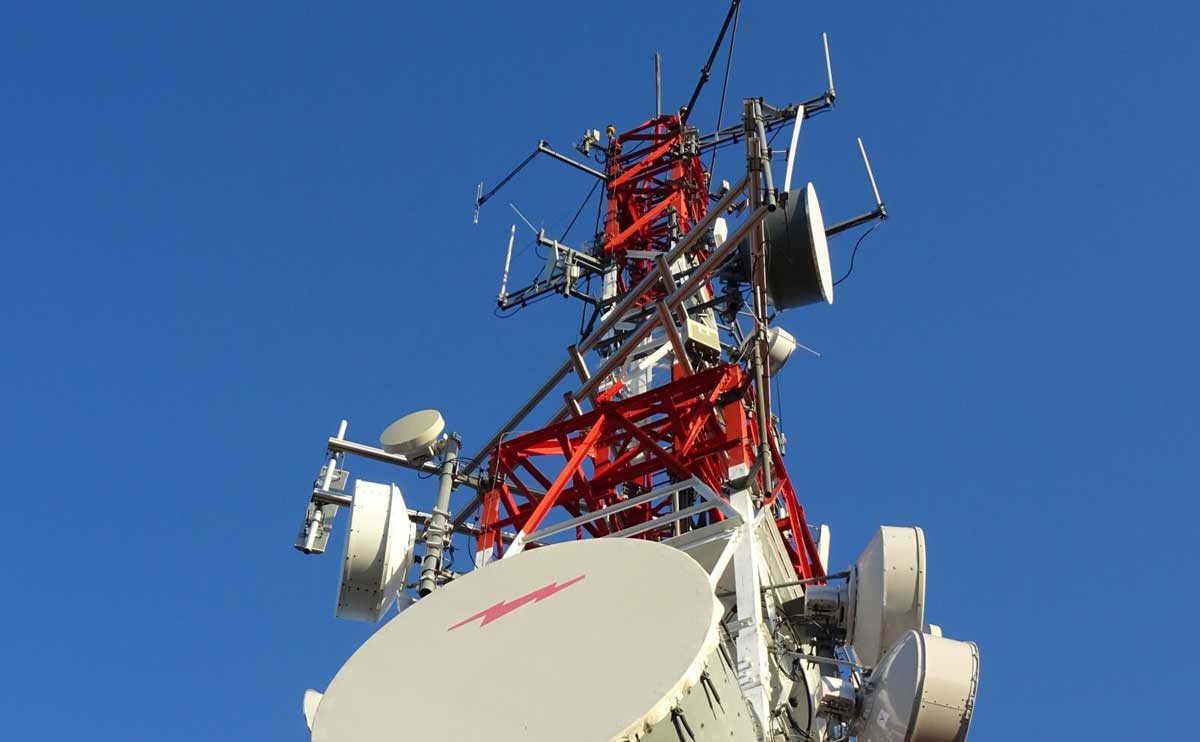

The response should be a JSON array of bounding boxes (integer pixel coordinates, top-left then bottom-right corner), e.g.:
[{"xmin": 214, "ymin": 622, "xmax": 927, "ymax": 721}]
[
  {"xmin": 744, "ymin": 98, "xmax": 775, "ymax": 499},
  {"xmin": 418, "ymin": 434, "xmax": 460, "ymax": 596}
]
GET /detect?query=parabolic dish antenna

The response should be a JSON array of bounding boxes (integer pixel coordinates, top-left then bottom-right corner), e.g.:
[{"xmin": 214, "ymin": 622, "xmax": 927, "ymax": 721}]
[
  {"xmin": 848, "ymin": 526, "xmax": 927, "ymax": 667},
  {"xmin": 380, "ymin": 409, "xmax": 444, "ymax": 458},
  {"xmin": 762, "ymin": 182, "xmax": 834, "ymax": 309},
  {"xmin": 855, "ymin": 630, "xmax": 979, "ymax": 742},
  {"xmin": 335, "ymin": 480, "xmax": 416, "ymax": 623},
  {"xmin": 310, "ymin": 539, "xmax": 757, "ymax": 742}
]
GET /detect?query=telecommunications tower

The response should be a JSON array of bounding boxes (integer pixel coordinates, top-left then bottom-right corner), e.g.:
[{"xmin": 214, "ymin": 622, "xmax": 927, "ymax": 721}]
[{"xmin": 290, "ymin": 3, "xmax": 981, "ymax": 741}]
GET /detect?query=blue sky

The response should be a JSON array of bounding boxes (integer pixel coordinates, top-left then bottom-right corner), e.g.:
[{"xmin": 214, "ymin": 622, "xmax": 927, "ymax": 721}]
[{"xmin": 2, "ymin": 1, "xmax": 1196, "ymax": 739}]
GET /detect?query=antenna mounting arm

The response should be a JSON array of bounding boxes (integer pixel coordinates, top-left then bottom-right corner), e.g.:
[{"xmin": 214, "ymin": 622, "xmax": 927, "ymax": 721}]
[
  {"xmin": 535, "ymin": 141, "xmax": 607, "ymax": 181},
  {"xmin": 474, "ymin": 140, "xmax": 607, "ymax": 223}
]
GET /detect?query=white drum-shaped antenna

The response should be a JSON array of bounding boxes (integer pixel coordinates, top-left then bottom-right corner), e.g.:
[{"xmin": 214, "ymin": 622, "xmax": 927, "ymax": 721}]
[
  {"xmin": 312, "ymin": 539, "xmax": 755, "ymax": 742},
  {"xmin": 336, "ymin": 480, "xmax": 417, "ymax": 623},
  {"xmin": 847, "ymin": 526, "xmax": 927, "ymax": 667},
  {"xmin": 767, "ymin": 326, "xmax": 798, "ymax": 375},
  {"xmin": 855, "ymin": 630, "xmax": 979, "ymax": 742},
  {"xmin": 380, "ymin": 409, "xmax": 444, "ymax": 458}
]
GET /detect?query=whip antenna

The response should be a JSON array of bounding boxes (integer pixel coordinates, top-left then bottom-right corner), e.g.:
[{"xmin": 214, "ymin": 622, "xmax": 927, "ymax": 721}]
[
  {"xmin": 498, "ymin": 224, "xmax": 515, "ymax": 305},
  {"xmin": 858, "ymin": 137, "xmax": 883, "ymax": 213},
  {"xmin": 823, "ymin": 32, "xmax": 836, "ymax": 102}
]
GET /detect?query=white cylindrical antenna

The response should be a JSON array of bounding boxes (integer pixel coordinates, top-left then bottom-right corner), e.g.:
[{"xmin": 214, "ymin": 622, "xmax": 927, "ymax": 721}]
[
  {"xmin": 783, "ymin": 112, "xmax": 804, "ymax": 193},
  {"xmin": 321, "ymin": 458, "xmax": 337, "ymax": 490},
  {"xmin": 858, "ymin": 137, "xmax": 883, "ymax": 209},
  {"xmin": 303, "ymin": 507, "xmax": 324, "ymax": 552},
  {"xmin": 498, "ymin": 224, "xmax": 515, "ymax": 303},
  {"xmin": 321, "ymin": 420, "xmax": 345, "ymax": 491},
  {"xmin": 822, "ymin": 32, "xmax": 836, "ymax": 98}
]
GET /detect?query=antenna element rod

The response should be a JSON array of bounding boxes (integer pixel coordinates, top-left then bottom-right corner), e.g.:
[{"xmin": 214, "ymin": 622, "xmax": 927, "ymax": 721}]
[
  {"xmin": 823, "ymin": 32, "xmax": 836, "ymax": 98},
  {"xmin": 655, "ymin": 52, "xmax": 662, "ymax": 117},
  {"xmin": 536, "ymin": 141, "xmax": 608, "ymax": 180},
  {"xmin": 783, "ymin": 112, "xmax": 803, "ymax": 193},
  {"xmin": 858, "ymin": 137, "xmax": 883, "ymax": 208},
  {"xmin": 498, "ymin": 224, "xmax": 515, "ymax": 304}
]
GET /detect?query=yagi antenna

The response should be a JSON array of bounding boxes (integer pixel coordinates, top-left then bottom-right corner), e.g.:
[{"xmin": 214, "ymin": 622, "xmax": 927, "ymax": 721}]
[{"xmin": 825, "ymin": 137, "xmax": 888, "ymax": 237}]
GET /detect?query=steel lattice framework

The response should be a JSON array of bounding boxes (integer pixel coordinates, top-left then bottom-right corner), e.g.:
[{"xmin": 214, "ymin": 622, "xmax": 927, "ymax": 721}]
[
  {"xmin": 601, "ymin": 115, "xmax": 711, "ymax": 304},
  {"xmin": 476, "ymin": 363, "xmax": 824, "ymax": 579},
  {"xmin": 463, "ymin": 100, "xmax": 830, "ymax": 581}
]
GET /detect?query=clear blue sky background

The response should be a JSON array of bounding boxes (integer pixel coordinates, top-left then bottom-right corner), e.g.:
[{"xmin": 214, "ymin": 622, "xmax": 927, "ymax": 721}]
[{"xmin": 2, "ymin": 1, "xmax": 1196, "ymax": 740}]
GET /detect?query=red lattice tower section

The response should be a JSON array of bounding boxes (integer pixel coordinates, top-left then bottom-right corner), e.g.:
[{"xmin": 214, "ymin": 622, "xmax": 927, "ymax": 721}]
[
  {"xmin": 602, "ymin": 115, "xmax": 711, "ymax": 304},
  {"xmin": 475, "ymin": 364, "xmax": 825, "ymax": 579},
  {"xmin": 473, "ymin": 116, "xmax": 823, "ymax": 579}
]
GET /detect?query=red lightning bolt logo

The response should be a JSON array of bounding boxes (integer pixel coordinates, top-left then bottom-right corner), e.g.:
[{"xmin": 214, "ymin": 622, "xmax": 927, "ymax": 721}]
[{"xmin": 447, "ymin": 574, "xmax": 586, "ymax": 631}]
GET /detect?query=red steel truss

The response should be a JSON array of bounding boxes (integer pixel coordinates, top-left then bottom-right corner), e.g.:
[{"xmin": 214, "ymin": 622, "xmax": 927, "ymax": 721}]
[
  {"xmin": 602, "ymin": 115, "xmax": 711, "ymax": 304},
  {"xmin": 475, "ymin": 364, "xmax": 825, "ymax": 579}
]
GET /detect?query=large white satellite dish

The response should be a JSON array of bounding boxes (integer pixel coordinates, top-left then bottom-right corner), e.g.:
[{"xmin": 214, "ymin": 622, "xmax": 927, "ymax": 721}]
[
  {"xmin": 311, "ymin": 539, "xmax": 756, "ymax": 742},
  {"xmin": 847, "ymin": 526, "xmax": 927, "ymax": 667},
  {"xmin": 855, "ymin": 630, "xmax": 979, "ymax": 742},
  {"xmin": 335, "ymin": 480, "xmax": 417, "ymax": 623},
  {"xmin": 380, "ymin": 409, "xmax": 445, "ymax": 458}
]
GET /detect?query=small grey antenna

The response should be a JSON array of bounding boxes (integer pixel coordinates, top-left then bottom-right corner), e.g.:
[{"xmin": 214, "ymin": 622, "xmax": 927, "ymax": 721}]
[
  {"xmin": 473, "ymin": 182, "xmax": 483, "ymax": 224},
  {"xmin": 654, "ymin": 52, "xmax": 662, "ymax": 117},
  {"xmin": 498, "ymin": 224, "xmax": 515, "ymax": 305},
  {"xmin": 822, "ymin": 32, "xmax": 836, "ymax": 101}
]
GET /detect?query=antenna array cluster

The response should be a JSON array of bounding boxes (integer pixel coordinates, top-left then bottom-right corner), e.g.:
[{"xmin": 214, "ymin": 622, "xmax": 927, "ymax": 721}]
[{"xmin": 287, "ymin": 4, "xmax": 980, "ymax": 741}]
